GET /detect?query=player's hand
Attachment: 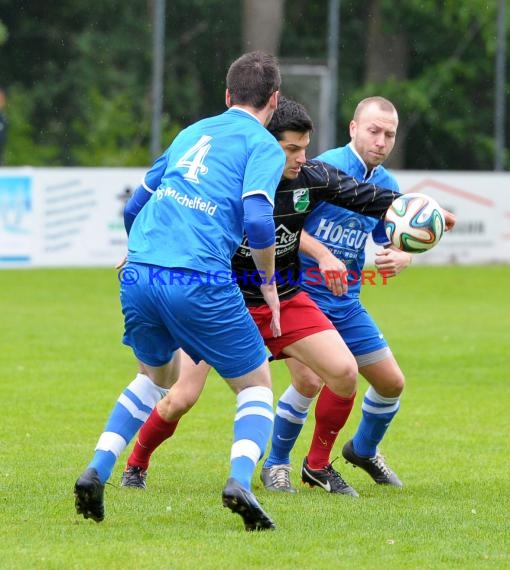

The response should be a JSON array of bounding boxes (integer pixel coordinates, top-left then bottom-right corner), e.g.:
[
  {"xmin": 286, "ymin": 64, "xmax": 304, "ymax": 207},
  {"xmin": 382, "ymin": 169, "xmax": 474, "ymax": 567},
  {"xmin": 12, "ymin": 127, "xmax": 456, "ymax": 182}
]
[
  {"xmin": 115, "ymin": 255, "xmax": 127, "ymax": 270},
  {"xmin": 442, "ymin": 208, "xmax": 456, "ymax": 231},
  {"xmin": 260, "ymin": 282, "xmax": 281, "ymax": 337},
  {"xmin": 316, "ymin": 251, "xmax": 348, "ymax": 296},
  {"xmin": 375, "ymin": 247, "xmax": 412, "ymax": 277}
]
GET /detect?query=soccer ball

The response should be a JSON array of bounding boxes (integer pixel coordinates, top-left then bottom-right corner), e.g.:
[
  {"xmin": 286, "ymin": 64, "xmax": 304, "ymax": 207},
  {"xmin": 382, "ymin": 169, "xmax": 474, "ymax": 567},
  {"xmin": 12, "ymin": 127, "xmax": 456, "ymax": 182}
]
[{"xmin": 384, "ymin": 193, "xmax": 445, "ymax": 253}]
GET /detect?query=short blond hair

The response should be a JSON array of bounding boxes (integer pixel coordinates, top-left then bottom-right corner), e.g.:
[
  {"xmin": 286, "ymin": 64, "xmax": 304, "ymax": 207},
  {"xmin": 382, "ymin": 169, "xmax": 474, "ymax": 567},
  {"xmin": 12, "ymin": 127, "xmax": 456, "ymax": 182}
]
[{"xmin": 353, "ymin": 96, "xmax": 397, "ymax": 121}]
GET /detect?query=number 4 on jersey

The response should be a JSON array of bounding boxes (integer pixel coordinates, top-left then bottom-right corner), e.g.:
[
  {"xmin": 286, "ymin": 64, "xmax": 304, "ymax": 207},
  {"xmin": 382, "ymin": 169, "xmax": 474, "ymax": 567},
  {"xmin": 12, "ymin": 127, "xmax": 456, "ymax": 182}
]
[{"xmin": 176, "ymin": 135, "xmax": 212, "ymax": 183}]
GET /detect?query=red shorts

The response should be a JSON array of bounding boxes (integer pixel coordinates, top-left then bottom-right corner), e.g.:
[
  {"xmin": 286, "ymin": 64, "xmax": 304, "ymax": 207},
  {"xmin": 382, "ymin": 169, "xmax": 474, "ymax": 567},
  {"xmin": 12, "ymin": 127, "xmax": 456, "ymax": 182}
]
[{"xmin": 248, "ymin": 290, "xmax": 336, "ymax": 360}]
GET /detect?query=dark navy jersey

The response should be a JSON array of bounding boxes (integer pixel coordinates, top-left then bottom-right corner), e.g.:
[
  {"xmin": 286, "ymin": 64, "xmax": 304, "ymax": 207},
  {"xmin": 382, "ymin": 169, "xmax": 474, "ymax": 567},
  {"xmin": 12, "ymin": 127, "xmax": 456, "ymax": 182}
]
[{"xmin": 233, "ymin": 159, "xmax": 400, "ymax": 305}]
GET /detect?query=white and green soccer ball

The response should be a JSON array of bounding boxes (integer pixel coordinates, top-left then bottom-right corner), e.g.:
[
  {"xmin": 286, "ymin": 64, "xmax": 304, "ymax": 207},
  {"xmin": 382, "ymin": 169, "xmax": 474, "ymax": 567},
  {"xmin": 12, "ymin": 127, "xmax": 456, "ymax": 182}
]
[{"xmin": 385, "ymin": 192, "xmax": 445, "ymax": 253}]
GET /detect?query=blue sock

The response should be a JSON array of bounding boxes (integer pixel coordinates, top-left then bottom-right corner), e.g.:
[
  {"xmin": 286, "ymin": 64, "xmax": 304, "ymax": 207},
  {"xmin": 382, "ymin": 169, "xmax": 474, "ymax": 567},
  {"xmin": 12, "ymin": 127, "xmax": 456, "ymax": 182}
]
[
  {"xmin": 263, "ymin": 385, "xmax": 314, "ymax": 468},
  {"xmin": 352, "ymin": 386, "xmax": 400, "ymax": 458},
  {"xmin": 230, "ymin": 386, "xmax": 274, "ymax": 490},
  {"xmin": 88, "ymin": 374, "xmax": 168, "ymax": 484}
]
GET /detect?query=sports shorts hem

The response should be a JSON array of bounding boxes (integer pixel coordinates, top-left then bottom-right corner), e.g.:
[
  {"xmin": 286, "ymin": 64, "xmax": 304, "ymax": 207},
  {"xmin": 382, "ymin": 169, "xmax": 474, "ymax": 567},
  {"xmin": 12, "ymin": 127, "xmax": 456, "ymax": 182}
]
[
  {"xmin": 355, "ymin": 346, "xmax": 392, "ymax": 368},
  {"xmin": 121, "ymin": 338, "xmax": 176, "ymax": 368},
  {"xmin": 249, "ymin": 291, "xmax": 335, "ymax": 360},
  {"xmin": 219, "ymin": 349, "xmax": 269, "ymax": 379}
]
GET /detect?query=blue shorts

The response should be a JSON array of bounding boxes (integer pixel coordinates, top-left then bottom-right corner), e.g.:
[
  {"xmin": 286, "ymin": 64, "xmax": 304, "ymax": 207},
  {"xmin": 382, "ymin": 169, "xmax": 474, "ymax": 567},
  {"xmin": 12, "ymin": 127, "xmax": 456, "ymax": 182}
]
[
  {"xmin": 120, "ymin": 263, "xmax": 267, "ymax": 378},
  {"xmin": 320, "ymin": 297, "xmax": 389, "ymax": 357}
]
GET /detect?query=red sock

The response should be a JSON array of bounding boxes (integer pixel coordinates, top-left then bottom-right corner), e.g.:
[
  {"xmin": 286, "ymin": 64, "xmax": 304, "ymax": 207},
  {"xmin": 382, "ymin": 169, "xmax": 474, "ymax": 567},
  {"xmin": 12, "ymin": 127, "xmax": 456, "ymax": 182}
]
[
  {"xmin": 127, "ymin": 407, "xmax": 179, "ymax": 470},
  {"xmin": 306, "ymin": 386, "xmax": 355, "ymax": 470}
]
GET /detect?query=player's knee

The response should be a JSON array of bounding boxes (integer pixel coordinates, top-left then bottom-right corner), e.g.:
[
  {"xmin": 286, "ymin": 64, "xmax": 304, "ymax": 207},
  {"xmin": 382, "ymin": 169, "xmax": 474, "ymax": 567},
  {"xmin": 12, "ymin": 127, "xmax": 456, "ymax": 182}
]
[
  {"xmin": 325, "ymin": 360, "xmax": 358, "ymax": 396},
  {"xmin": 377, "ymin": 372, "xmax": 405, "ymax": 398},
  {"xmin": 157, "ymin": 391, "xmax": 196, "ymax": 420},
  {"xmin": 341, "ymin": 355, "xmax": 358, "ymax": 383},
  {"xmin": 393, "ymin": 373, "xmax": 405, "ymax": 396},
  {"xmin": 394, "ymin": 372, "xmax": 405, "ymax": 395},
  {"xmin": 292, "ymin": 370, "xmax": 322, "ymax": 397}
]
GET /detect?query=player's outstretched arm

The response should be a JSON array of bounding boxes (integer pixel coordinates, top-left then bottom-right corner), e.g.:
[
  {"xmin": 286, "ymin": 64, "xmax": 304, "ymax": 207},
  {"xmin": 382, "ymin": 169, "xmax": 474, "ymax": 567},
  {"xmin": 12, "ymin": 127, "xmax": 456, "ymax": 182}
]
[{"xmin": 308, "ymin": 160, "xmax": 401, "ymax": 219}]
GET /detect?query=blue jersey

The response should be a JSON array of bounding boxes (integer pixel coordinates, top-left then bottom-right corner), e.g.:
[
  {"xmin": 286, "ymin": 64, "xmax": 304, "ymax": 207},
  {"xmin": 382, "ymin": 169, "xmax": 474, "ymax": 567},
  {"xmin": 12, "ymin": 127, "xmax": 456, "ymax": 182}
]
[
  {"xmin": 127, "ymin": 108, "xmax": 285, "ymax": 273},
  {"xmin": 300, "ymin": 143, "xmax": 400, "ymax": 309}
]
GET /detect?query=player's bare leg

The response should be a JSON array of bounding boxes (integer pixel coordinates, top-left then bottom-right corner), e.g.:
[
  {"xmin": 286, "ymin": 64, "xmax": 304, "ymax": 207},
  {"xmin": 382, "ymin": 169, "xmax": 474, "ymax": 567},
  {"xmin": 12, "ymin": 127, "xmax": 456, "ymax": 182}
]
[{"xmin": 283, "ymin": 329, "xmax": 357, "ymax": 398}]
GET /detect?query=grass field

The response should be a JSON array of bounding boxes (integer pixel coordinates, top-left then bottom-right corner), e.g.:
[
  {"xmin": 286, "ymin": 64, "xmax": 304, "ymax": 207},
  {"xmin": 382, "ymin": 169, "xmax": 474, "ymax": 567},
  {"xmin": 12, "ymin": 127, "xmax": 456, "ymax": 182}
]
[{"xmin": 0, "ymin": 265, "xmax": 508, "ymax": 569}]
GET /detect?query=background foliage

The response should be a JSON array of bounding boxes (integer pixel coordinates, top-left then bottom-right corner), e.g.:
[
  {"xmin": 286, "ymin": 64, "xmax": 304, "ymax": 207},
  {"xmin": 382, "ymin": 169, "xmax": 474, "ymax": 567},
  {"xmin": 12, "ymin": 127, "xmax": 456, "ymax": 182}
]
[{"xmin": 0, "ymin": 0, "xmax": 508, "ymax": 169}]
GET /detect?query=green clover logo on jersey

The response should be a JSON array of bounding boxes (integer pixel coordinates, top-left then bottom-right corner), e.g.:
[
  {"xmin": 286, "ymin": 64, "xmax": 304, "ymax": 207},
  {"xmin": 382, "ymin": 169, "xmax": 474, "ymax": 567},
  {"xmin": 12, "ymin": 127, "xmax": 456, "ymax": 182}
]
[{"xmin": 293, "ymin": 188, "xmax": 310, "ymax": 213}]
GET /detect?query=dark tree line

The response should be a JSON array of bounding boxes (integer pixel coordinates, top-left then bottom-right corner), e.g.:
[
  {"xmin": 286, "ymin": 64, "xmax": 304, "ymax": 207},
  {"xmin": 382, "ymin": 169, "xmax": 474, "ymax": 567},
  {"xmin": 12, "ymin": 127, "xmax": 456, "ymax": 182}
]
[{"xmin": 0, "ymin": 0, "xmax": 507, "ymax": 170}]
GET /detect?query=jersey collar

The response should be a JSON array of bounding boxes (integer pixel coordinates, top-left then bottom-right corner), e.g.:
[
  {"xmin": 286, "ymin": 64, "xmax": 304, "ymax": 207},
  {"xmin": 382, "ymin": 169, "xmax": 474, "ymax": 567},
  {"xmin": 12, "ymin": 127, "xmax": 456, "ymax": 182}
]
[
  {"xmin": 227, "ymin": 106, "xmax": 260, "ymax": 123},
  {"xmin": 347, "ymin": 142, "xmax": 381, "ymax": 183}
]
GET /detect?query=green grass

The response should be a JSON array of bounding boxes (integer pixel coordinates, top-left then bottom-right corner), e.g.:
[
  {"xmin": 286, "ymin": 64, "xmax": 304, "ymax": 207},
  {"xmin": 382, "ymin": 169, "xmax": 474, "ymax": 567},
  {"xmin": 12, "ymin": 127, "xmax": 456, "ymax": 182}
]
[{"xmin": 0, "ymin": 266, "xmax": 509, "ymax": 569}]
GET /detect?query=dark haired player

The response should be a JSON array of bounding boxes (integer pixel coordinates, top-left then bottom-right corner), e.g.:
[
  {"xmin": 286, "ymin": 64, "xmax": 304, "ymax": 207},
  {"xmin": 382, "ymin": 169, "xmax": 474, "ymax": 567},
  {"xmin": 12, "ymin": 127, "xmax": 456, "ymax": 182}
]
[{"xmin": 74, "ymin": 51, "xmax": 285, "ymax": 532}]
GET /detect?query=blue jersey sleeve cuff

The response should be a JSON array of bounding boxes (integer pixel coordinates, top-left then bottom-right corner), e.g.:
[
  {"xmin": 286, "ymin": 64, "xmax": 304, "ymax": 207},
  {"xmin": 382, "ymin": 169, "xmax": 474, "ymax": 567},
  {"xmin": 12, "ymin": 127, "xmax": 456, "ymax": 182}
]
[
  {"xmin": 124, "ymin": 185, "xmax": 153, "ymax": 235},
  {"xmin": 243, "ymin": 194, "xmax": 275, "ymax": 249}
]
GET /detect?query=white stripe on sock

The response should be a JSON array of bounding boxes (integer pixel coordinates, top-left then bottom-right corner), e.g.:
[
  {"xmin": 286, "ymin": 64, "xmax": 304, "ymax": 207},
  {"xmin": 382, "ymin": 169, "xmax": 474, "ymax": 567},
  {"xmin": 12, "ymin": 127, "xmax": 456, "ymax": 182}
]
[
  {"xmin": 280, "ymin": 384, "xmax": 315, "ymax": 413},
  {"xmin": 365, "ymin": 385, "xmax": 400, "ymax": 405},
  {"xmin": 362, "ymin": 401, "xmax": 400, "ymax": 415},
  {"xmin": 95, "ymin": 432, "xmax": 126, "ymax": 457},
  {"xmin": 118, "ymin": 393, "xmax": 151, "ymax": 422},
  {"xmin": 276, "ymin": 407, "xmax": 306, "ymax": 424},
  {"xmin": 127, "ymin": 373, "xmax": 168, "ymax": 409},
  {"xmin": 230, "ymin": 439, "xmax": 260, "ymax": 464},
  {"xmin": 235, "ymin": 405, "xmax": 274, "ymax": 422},
  {"xmin": 236, "ymin": 386, "xmax": 273, "ymax": 408}
]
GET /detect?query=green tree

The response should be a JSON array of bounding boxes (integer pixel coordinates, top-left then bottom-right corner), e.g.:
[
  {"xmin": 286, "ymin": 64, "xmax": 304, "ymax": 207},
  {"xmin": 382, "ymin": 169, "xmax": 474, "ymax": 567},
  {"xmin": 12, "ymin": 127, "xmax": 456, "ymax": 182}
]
[
  {"xmin": 0, "ymin": 1, "xmax": 154, "ymax": 165},
  {"xmin": 343, "ymin": 0, "xmax": 506, "ymax": 169},
  {"xmin": 0, "ymin": 19, "xmax": 7, "ymax": 46},
  {"xmin": 0, "ymin": 0, "xmax": 507, "ymax": 169}
]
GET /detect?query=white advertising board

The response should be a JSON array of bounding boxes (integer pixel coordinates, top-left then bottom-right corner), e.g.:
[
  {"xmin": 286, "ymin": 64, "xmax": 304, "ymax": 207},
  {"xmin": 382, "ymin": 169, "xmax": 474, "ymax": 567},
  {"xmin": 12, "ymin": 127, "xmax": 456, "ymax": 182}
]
[
  {"xmin": 0, "ymin": 168, "xmax": 33, "ymax": 265},
  {"xmin": 0, "ymin": 168, "xmax": 509, "ymax": 268},
  {"xmin": 365, "ymin": 171, "xmax": 510, "ymax": 265},
  {"xmin": 0, "ymin": 167, "xmax": 144, "ymax": 268}
]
